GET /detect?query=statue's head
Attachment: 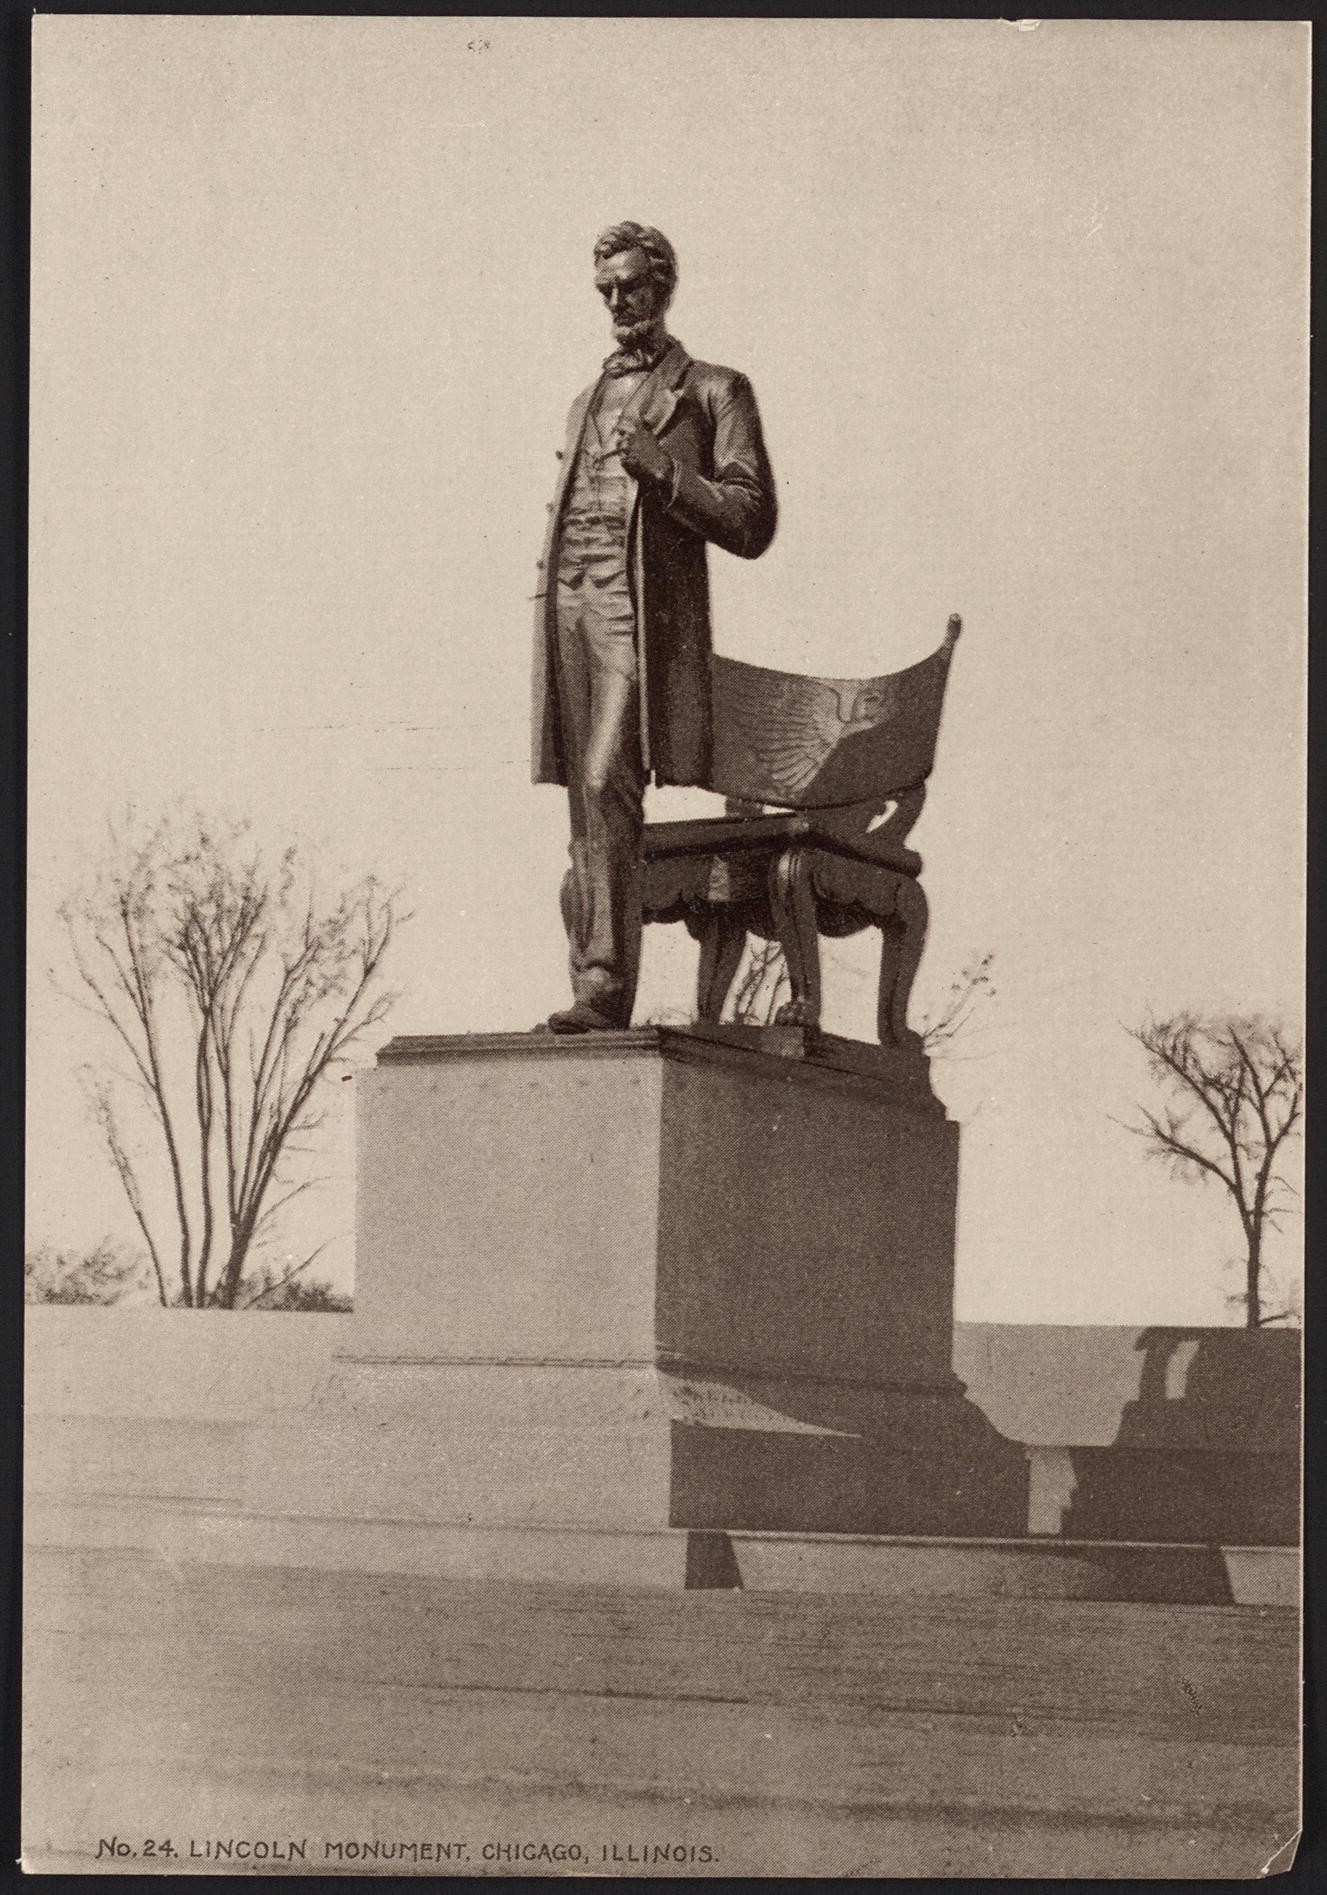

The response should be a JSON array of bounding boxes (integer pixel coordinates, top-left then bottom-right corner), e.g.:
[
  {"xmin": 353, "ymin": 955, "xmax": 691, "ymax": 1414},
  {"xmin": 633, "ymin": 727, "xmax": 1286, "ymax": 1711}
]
[{"xmin": 593, "ymin": 222, "xmax": 676, "ymax": 347}]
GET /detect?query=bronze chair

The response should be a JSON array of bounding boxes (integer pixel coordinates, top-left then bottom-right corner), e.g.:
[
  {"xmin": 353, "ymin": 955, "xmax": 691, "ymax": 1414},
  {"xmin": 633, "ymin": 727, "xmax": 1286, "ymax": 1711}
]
[{"xmin": 642, "ymin": 615, "xmax": 962, "ymax": 1045}]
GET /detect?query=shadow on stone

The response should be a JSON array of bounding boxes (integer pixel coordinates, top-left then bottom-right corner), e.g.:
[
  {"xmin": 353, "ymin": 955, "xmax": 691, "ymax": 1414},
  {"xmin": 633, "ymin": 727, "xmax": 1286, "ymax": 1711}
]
[
  {"xmin": 670, "ymin": 1392, "xmax": 1030, "ymax": 1539},
  {"xmin": 1031, "ymin": 1542, "xmax": 1236, "ymax": 1606},
  {"xmin": 684, "ymin": 1529, "xmax": 742, "ymax": 1589},
  {"xmin": 1060, "ymin": 1329, "xmax": 1300, "ymax": 1546}
]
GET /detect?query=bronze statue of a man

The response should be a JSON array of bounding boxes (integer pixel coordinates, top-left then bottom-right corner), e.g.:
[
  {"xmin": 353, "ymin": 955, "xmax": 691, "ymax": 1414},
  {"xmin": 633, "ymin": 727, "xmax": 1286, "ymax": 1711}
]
[{"xmin": 532, "ymin": 222, "xmax": 778, "ymax": 1032}]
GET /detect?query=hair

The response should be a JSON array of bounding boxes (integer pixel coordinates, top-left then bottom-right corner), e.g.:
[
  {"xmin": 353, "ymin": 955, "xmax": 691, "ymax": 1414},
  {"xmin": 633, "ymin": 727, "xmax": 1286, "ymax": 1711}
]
[{"xmin": 593, "ymin": 222, "xmax": 678, "ymax": 307}]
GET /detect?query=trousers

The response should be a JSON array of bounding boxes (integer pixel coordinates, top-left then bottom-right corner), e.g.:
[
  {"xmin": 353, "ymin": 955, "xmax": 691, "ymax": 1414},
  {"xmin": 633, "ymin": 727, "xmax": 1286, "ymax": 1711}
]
[{"xmin": 554, "ymin": 536, "xmax": 646, "ymax": 1023}]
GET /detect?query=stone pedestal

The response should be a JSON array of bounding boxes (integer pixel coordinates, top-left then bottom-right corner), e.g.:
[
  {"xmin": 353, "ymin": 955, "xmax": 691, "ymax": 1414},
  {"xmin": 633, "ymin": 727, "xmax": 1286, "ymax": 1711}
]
[{"xmin": 244, "ymin": 1024, "xmax": 1027, "ymax": 1545}]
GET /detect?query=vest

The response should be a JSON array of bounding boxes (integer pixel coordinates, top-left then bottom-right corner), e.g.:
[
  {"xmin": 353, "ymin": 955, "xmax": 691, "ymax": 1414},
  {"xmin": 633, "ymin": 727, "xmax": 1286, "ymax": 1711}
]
[{"xmin": 558, "ymin": 368, "xmax": 650, "ymax": 571}]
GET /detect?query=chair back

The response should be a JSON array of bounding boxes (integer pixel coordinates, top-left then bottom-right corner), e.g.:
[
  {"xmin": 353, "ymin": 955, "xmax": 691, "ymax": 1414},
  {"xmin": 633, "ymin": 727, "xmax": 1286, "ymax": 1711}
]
[{"xmin": 708, "ymin": 615, "xmax": 961, "ymax": 810}]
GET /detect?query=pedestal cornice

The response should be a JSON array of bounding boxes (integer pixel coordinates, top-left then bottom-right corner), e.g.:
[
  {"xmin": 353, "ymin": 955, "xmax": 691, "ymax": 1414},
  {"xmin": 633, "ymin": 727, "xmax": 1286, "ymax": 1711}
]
[{"xmin": 376, "ymin": 1021, "xmax": 945, "ymax": 1116}]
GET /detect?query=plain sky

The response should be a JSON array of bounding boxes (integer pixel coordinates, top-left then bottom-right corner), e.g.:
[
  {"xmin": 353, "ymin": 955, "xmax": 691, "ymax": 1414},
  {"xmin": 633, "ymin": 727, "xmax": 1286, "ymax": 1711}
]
[{"xmin": 28, "ymin": 16, "xmax": 1308, "ymax": 1321}]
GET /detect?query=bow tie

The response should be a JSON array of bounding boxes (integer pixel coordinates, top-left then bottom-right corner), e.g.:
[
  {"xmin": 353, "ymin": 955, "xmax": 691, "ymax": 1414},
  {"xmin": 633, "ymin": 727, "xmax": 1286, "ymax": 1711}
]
[{"xmin": 602, "ymin": 340, "xmax": 670, "ymax": 378}]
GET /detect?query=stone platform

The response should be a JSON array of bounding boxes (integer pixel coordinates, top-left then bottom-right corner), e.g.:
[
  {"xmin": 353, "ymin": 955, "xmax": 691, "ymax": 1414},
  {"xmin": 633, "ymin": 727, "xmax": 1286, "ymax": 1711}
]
[
  {"xmin": 23, "ymin": 1546, "xmax": 1302, "ymax": 1878},
  {"xmin": 242, "ymin": 1024, "xmax": 1030, "ymax": 1553}
]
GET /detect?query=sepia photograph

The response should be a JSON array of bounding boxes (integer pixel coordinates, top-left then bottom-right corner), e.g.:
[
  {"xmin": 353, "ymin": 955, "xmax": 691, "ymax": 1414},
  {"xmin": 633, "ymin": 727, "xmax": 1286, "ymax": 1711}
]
[{"xmin": 23, "ymin": 14, "xmax": 1307, "ymax": 1878}]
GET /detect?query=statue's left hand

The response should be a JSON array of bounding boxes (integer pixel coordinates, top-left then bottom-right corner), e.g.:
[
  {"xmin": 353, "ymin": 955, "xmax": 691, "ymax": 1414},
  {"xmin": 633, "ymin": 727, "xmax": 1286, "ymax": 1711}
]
[{"xmin": 617, "ymin": 418, "xmax": 672, "ymax": 485}]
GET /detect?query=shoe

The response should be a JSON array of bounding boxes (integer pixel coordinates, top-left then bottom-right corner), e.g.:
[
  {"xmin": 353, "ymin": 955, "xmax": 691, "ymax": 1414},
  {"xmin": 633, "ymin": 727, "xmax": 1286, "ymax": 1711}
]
[{"xmin": 542, "ymin": 1002, "xmax": 625, "ymax": 1034}]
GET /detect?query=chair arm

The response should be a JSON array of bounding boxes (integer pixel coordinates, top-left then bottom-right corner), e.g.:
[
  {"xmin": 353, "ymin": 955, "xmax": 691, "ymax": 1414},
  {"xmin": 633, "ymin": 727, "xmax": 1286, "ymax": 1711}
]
[
  {"xmin": 641, "ymin": 814, "xmax": 812, "ymax": 859},
  {"xmin": 642, "ymin": 814, "xmax": 921, "ymax": 877}
]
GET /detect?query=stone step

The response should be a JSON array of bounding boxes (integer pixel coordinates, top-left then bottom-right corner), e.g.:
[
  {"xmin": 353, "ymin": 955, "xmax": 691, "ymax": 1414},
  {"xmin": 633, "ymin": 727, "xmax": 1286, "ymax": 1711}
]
[{"xmin": 24, "ymin": 1493, "xmax": 1298, "ymax": 1606}]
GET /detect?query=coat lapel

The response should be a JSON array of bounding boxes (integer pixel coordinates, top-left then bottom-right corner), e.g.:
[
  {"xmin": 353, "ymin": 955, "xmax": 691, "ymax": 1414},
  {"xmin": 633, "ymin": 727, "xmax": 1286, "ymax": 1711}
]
[
  {"xmin": 637, "ymin": 342, "xmax": 692, "ymax": 438},
  {"xmin": 565, "ymin": 380, "xmax": 597, "ymax": 447},
  {"xmin": 549, "ymin": 381, "xmax": 598, "ymax": 515}
]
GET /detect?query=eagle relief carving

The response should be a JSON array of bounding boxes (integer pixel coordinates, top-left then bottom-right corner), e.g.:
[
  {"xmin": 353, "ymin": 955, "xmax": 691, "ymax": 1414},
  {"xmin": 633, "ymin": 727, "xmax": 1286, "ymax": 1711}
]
[{"xmin": 708, "ymin": 617, "xmax": 961, "ymax": 810}]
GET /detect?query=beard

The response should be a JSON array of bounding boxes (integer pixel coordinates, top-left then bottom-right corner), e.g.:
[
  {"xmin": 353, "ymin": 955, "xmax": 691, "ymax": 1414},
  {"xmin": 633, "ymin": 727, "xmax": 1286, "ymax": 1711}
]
[{"xmin": 612, "ymin": 312, "xmax": 663, "ymax": 350}]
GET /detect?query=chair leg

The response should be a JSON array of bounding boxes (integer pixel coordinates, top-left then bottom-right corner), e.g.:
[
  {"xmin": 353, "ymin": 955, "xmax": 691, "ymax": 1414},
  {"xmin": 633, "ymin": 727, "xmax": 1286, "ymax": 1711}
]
[
  {"xmin": 878, "ymin": 876, "xmax": 928, "ymax": 1046},
  {"xmin": 768, "ymin": 846, "xmax": 822, "ymax": 1029},
  {"xmin": 695, "ymin": 911, "xmax": 747, "ymax": 1023}
]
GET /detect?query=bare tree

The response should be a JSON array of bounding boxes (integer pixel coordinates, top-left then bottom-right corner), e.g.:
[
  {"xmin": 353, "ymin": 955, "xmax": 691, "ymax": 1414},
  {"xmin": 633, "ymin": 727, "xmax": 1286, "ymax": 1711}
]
[
  {"xmin": 59, "ymin": 810, "xmax": 403, "ymax": 1310},
  {"xmin": 240, "ymin": 1264, "xmax": 352, "ymax": 1313},
  {"xmin": 727, "ymin": 937, "xmax": 792, "ymax": 1027},
  {"xmin": 730, "ymin": 940, "xmax": 996, "ymax": 1054},
  {"xmin": 1125, "ymin": 1014, "xmax": 1303, "ymax": 1328},
  {"xmin": 25, "ymin": 1240, "xmax": 152, "ymax": 1306},
  {"xmin": 916, "ymin": 951, "xmax": 997, "ymax": 1057}
]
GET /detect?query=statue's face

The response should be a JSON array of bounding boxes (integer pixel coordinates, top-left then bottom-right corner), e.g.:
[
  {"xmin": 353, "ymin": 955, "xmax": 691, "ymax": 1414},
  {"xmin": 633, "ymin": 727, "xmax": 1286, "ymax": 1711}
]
[{"xmin": 594, "ymin": 247, "xmax": 665, "ymax": 344}]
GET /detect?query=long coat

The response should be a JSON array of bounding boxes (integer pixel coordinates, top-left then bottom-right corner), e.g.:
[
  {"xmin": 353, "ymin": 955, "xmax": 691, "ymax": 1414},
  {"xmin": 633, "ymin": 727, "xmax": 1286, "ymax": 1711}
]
[{"xmin": 532, "ymin": 341, "xmax": 777, "ymax": 789}]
